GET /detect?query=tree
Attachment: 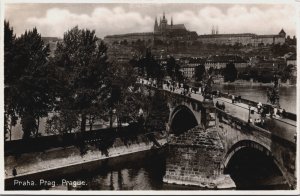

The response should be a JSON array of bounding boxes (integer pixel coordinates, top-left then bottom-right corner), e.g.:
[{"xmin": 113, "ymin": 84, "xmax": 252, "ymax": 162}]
[
  {"xmin": 194, "ymin": 64, "xmax": 206, "ymax": 81},
  {"xmin": 143, "ymin": 91, "xmax": 169, "ymax": 132},
  {"xmin": 4, "ymin": 20, "xmax": 16, "ymax": 84},
  {"xmin": 208, "ymin": 67, "xmax": 214, "ymax": 75},
  {"xmin": 174, "ymin": 61, "xmax": 181, "ymax": 81},
  {"xmin": 203, "ymin": 75, "xmax": 214, "ymax": 100},
  {"xmin": 5, "ymin": 25, "xmax": 55, "ymax": 139},
  {"xmin": 166, "ymin": 56, "xmax": 176, "ymax": 78},
  {"xmin": 138, "ymin": 49, "xmax": 163, "ymax": 81},
  {"xmin": 4, "ymin": 20, "xmax": 17, "ymax": 140},
  {"xmin": 53, "ymin": 26, "xmax": 112, "ymax": 133},
  {"xmin": 45, "ymin": 111, "xmax": 80, "ymax": 135},
  {"xmin": 281, "ymin": 64, "xmax": 294, "ymax": 82},
  {"xmin": 249, "ymin": 68, "xmax": 259, "ymax": 81},
  {"xmin": 224, "ymin": 62, "xmax": 237, "ymax": 82},
  {"xmin": 271, "ymin": 43, "xmax": 295, "ymax": 57}
]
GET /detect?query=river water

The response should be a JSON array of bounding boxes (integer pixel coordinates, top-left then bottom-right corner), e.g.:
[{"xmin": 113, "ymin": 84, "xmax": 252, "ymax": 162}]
[
  {"xmin": 213, "ymin": 84, "xmax": 297, "ymax": 113},
  {"xmin": 47, "ymin": 149, "xmax": 202, "ymax": 191},
  {"xmin": 41, "ymin": 148, "xmax": 287, "ymax": 191}
]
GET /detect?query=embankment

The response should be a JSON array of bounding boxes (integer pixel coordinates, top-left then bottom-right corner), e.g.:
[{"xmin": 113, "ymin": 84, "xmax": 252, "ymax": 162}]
[{"xmin": 5, "ymin": 131, "xmax": 167, "ymax": 190}]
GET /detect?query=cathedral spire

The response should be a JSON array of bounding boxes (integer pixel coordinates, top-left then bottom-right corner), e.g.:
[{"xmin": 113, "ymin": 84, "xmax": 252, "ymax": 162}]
[
  {"xmin": 171, "ymin": 17, "xmax": 173, "ymax": 26},
  {"xmin": 154, "ymin": 17, "xmax": 159, "ymax": 32},
  {"xmin": 163, "ymin": 11, "xmax": 165, "ymax": 20}
]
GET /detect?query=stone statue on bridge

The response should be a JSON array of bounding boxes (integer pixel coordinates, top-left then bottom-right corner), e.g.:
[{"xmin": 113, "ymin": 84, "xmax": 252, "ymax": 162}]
[
  {"xmin": 267, "ymin": 74, "xmax": 280, "ymax": 107},
  {"xmin": 203, "ymin": 75, "xmax": 214, "ymax": 100}
]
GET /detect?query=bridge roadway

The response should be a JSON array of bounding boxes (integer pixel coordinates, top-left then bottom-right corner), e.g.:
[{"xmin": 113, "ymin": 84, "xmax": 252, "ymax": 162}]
[
  {"xmin": 177, "ymin": 87, "xmax": 295, "ymax": 143},
  {"xmin": 139, "ymin": 80, "xmax": 296, "ymax": 144}
]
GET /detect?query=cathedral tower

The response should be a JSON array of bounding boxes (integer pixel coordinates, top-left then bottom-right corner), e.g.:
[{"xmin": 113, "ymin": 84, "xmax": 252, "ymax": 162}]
[
  {"xmin": 154, "ymin": 17, "xmax": 159, "ymax": 33},
  {"xmin": 160, "ymin": 12, "xmax": 168, "ymax": 33}
]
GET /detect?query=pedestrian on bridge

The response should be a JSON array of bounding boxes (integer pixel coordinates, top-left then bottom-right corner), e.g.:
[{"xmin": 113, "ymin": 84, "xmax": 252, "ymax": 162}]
[
  {"xmin": 257, "ymin": 102, "xmax": 262, "ymax": 113},
  {"xmin": 12, "ymin": 167, "xmax": 17, "ymax": 177},
  {"xmin": 231, "ymin": 95, "xmax": 235, "ymax": 104},
  {"xmin": 282, "ymin": 109, "xmax": 287, "ymax": 118},
  {"xmin": 221, "ymin": 102, "xmax": 225, "ymax": 111},
  {"xmin": 216, "ymin": 101, "xmax": 220, "ymax": 109},
  {"xmin": 248, "ymin": 117, "xmax": 253, "ymax": 124},
  {"xmin": 237, "ymin": 95, "xmax": 241, "ymax": 103}
]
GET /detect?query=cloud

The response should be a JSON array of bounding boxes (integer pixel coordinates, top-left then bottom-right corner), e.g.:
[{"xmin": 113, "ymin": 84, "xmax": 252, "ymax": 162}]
[
  {"xmin": 27, "ymin": 7, "xmax": 154, "ymax": 38},
  {"xmin": 25, "ymin": 4, "xmax": 296, "ymax": 38},
  {"xmin": 171, "ymin": 5, "xmax": 296, "ymax": 36}
]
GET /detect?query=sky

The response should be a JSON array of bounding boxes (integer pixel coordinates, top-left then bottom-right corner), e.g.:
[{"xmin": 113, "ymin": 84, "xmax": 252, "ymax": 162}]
[{"xmin": 4, "ymin": 3, "xmax": 297, "ymax": 38}]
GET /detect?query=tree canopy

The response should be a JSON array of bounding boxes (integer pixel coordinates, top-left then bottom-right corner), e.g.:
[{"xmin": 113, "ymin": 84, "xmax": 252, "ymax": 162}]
[
  {"xmin": 52, "ymin": 26, "xmax": 112, "ymax": 133},
  {"xmin": 224, "ymin": 62, "xmax": 237, "ymax": 82},
  {"xmin": 194, "ymin": 64, "xmax": 206, "ymax": 81},
  {"xmin": 4, "ymin": 21, "xmax": 55, "ymax": 139},
  {"xmin": 4, "ymin": 20, "xmax": 17, "ymax": 140}
]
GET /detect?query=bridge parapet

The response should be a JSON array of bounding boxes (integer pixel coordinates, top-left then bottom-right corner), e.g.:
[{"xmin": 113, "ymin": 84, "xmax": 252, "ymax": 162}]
[{"xmin": 214, "ymin": 91, "xmax": 296, "ymax": 121}]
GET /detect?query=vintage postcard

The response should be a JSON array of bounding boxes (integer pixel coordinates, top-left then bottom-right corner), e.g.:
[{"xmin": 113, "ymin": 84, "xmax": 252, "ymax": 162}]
[{"xmin": 1, "ymin": 0, "xmax": 299, "ymax": 194}]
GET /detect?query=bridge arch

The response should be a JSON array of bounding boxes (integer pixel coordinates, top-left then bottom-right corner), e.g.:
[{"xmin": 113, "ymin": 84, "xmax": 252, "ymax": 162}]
[
  {"xmin": 223, "ymin": 140, "xmax": 288, "ymax": 189},
  {"xmin": 169, "ymin": 105, "xmax": 198, "ymax": 135},
  {"xmin": 223, "ymin": 140, "xmax": 273, "ymax": 168}
]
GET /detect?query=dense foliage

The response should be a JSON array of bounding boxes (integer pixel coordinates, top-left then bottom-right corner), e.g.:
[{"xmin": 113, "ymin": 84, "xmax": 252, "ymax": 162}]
[
  {"xmin": 51, "ymin": 26, "xmax": 112, "ymax": 133},
  {"xmin": 4, "ymin": 21, "xmax": 55, "ymax": 139},
  {"xmin": 224, "ymin": 63, "xmax": 237, "ymax": 82},
  {"xmin": 194, "ymin": 64, "xmax": 206, "ymax": 81}
]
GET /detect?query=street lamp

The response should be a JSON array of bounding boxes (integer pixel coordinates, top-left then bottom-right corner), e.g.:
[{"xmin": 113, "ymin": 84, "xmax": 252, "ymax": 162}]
[{"xmin": 248, "ymin": 105, "xmax": 251, "ymax": 123}]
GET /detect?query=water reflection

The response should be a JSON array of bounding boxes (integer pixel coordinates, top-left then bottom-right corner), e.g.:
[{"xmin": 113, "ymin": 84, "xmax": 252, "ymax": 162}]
[
  {"xmin": 7, "ymin": 147, "xmax": 288, "ymax": 190},
  {"xmin": 49, "ymin": 149, "xmax": 202, "ymax": 190},
  {"xmin": 47, "ymin": 147, "xmax": 286, "ymax": 191}
]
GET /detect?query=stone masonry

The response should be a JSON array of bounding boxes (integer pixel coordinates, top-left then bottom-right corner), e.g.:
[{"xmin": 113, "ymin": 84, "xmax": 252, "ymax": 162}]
[{"xmin": 163, "ymin": 125, "xmax": 235, "ymax": 189}]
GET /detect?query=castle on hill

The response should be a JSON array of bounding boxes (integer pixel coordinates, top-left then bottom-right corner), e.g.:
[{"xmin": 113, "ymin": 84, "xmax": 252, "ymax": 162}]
[
  {"xmin": 153, "ymin": 12, "xmax": 195, "ymax": 35},
  {"xmin": 104, "ymin": 12, "xmax": 286, "ymax": 46}
]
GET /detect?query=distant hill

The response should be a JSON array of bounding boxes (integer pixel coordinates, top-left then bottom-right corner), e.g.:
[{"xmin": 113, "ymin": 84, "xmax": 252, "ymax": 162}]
[
  {"xmin": 42, "ymin": 37, "xmax": 61, "ymax": 43},
  {"xmin": 42, "ymin": 37, "xmax": 61, "ymax": 57}
]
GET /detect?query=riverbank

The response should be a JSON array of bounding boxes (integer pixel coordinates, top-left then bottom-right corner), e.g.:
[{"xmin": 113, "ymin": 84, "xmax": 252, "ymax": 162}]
[
  {"xmin": 5, "ymin": 132, "xmax": 167, "ymax": 190},
  {"xmin": 214, "ymin": 80, "xmax": 296, "ymax": 87}
]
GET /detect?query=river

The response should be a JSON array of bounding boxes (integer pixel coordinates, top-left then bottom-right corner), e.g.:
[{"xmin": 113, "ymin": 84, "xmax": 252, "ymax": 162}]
[
  {"xmin": 46, "ymin": 149, "xmax": 202, "ymax": 190},
  {"xmin": 212, "ymin": 84, "xmax": 297, "ymax": 113},
  {"xmin": 33, "ymin": 148, "xmax": 286, "ymax": 191}
]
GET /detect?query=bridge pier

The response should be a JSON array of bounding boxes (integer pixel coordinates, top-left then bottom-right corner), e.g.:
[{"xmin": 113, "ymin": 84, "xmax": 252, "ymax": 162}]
[{"xmin": 163, "ymin": 125, "xmax": 236, "ymax": 189}]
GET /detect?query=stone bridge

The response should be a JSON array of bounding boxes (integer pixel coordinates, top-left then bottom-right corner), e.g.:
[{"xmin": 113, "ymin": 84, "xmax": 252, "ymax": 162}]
[{"xmin": 155, "ymin": 88, "xmax": 297, "ymax": 190}]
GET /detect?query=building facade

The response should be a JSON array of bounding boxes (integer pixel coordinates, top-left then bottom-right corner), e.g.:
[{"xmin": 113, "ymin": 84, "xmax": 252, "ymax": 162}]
[
  {"xmin": 179, "ymin": 58, "xmax": 206, "ymax": 78},
  {"xmin": 198, "ymin": 29, "xmax": 286, "ymax": 46},
  {"xmin": 205, "ymin": 55, "xmax": 248, "ymax": 70}
]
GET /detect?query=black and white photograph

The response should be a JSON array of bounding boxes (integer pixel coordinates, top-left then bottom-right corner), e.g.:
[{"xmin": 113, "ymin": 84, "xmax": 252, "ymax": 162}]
[{"xmin": 1, "ymin": 0, "xmax": 299, "ymax": 194}]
